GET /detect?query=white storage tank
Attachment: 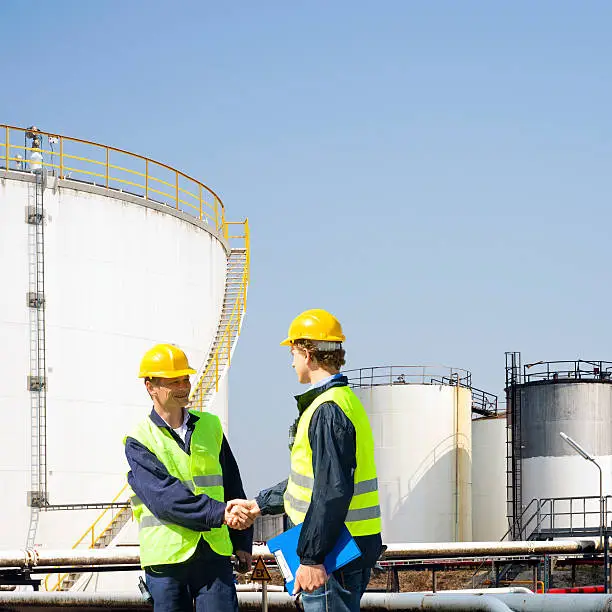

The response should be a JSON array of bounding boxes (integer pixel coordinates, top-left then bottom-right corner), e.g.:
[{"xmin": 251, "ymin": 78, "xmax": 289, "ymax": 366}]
[
  {"xmin": 348, "ymin": 366, "xmax": 473, "ymax": 544},
  {"xmin": 0, "ymin": 125, "xmax": 248, "ymax": 561},
  {"xmin": 472, "ymin": 415, "xmax": 508, "ymax": 541},
  {"xmin": 507, "ymin": 356, "xmax": 612, "ymax": 538}
]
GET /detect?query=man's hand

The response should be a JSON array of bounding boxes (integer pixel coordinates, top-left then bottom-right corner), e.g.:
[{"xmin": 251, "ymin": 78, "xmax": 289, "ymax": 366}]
[
  {"xmin": 245, "ymin": 499, "xmax": 261, "ymax": 518},
  {"xmin": 227, "ymin": 499, "xmax": 261, "ymax": 519},
  {"xmin": 293, "ymin": 564, "xmax": 327, "ymax": 594},
  {"xmin": 234, "ymin": 550, "xmax": 252, "ymax": 574},
  {"xmin": 224, "ymin": 499, "xmax": 254, "ymax": 530}
]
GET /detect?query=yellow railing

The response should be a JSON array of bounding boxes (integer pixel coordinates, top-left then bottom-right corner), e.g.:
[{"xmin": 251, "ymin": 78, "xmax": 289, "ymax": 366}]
[
  {"xmin": 191, "ymin": 219, "xmax": 250, "ymax": 404},
  {"xmin": 225, "ymin": 218, "xmax": 250, "ymax": 281},
  {"xmin": 0, "ymin": 124, "xmax": 225, "ymax": 231},
  {"xmin": 44, "ymin": 484, "xmax": 132, "ymax": 591}
]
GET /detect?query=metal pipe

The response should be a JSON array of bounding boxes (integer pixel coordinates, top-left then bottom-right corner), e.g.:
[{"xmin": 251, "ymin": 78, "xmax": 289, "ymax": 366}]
[
  {"xmin": 2, "ymin": 592, "xmax": 612, "ymax": 611},
  {"xmin": 0, "ymin": 538, "xmax": 601, "ymax": 570},
  {"xmin": 238, "ymin": 592, "xmax": 515, "ymax": 611},
  {"xmin": 0, "ymin": 547, "xmax": 141, "ymax": 569},
  {"xmin": 597, "ymin": 461, "xmax": 604, "ymax": 551},
  {"xmin": 238, "ymin": 592, "xmax": 612, "ymax": 611},
  {"xmin": 0, "ymin": 591, "xmax": 149, "ymax": 609},
  {"xmin": 494, "ymin": 592, "xmax": 612, "ymax": 612},
  {"xmin": 31, "ymin": 548, "xmax": 141, "ymax": 567},
  {"xmin": 0, "ymin": 592, "xmax": 507, "ymax": 611},
  {"xmin": 605, "ymin": 536, "xmax": 610, "ymax": 596},
  {"xmin": 454, "ymin": 377, "xmax": 460, "ymax": 542},
  {"xmin": 262, "ymin": 582, "xmax": 268, "ymax": 612},
  {"xmin": 235, "ymin": 584, "xmax": 284, "ymax": 592},
  {"xmin": 378, "ymin": 539, "xmax": 600, "ymax": 559}
]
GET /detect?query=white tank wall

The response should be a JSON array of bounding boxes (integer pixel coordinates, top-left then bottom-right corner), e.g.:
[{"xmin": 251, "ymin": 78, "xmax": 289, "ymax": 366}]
[
  {"xmin": 353, "ymin": 384, "xmax": 472, "ymax": 543},
  {"xmin": 520, "ymin": 382, "xmax": 612, "ymax": 530},
  {"xmin": 522, "ymin": 455, "xmax": 612, "ymax": 515},
  {"xmin": 0, "ymin": 173, "xmax": 228, "ymax": 549},
  {"xmin": 472, "ymin": 416, "xmax": 508, "ymax": 541}
]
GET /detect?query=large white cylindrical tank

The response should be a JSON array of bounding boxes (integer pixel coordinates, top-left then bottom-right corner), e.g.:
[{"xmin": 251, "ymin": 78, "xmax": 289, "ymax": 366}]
[
  {"xmin": 472, "ymin": 416, "xmax": 508, "ymax": 541},
  {"xmin": 353, "ymin": 382, "xmax": 472, "ymax": 543},
  {"xmin": 0, "ymin": 170, "xmax": 229, "ymax": 550},
  {"xmin": 519, "ymin": 380, "xmax": 612, "ymax": 530}
]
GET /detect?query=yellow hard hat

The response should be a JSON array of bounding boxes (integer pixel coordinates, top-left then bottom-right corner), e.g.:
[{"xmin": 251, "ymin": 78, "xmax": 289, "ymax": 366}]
[
  {"xmin": 138, "ymin": 344, "xmax": 197, "ymax": 378},
  {"xmin": 280, "ymin": 309, "xmax": 345, "ymax": 346}
]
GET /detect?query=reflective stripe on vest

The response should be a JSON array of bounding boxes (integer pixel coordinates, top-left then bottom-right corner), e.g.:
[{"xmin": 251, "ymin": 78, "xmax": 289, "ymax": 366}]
[
  {"xmin": 284, "ymin": 386, "xmax": 381, "ymax": 537},
  {"xmin": 124, "ymin": 410, "xmax": 232, "ymax": 567},
  {"xmin": 289, "ymin": 470, "xmax": 379, "ymax": 495}
]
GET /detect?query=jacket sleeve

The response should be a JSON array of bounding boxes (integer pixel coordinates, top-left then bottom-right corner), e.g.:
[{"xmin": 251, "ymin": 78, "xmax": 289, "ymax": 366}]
[
  {"xmin": 125, "ymin": 436, "xmax": 226, "ymax": 532},
  {"xmin": 255, "ymin": 479, "xmax": 289, "ymax": 516},
  {"xmin": 220, "ymin": 435, "xmax": 253, "ymax": 553},
  {"xmin": 296, "ymin": 402, "xmax": 356, "ymax": 565}
]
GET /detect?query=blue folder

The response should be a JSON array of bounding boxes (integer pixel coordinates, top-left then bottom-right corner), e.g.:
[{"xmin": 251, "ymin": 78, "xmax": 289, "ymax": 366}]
[{"xmin": 267, "ymin": 523, "xmax": 361, "ymax": 593}]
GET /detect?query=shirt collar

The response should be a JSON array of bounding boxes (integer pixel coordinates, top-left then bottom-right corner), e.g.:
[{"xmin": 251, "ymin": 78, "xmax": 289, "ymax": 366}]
[
  {"xmin": 149, "ymin": 407, "xmax": 199, "ymax": 429},
  {"xmin": 309, "ymin": 372, "xmax": 343, "ymax": 390}
]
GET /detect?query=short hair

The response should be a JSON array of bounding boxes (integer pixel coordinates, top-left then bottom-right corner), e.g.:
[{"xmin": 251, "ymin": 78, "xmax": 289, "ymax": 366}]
[
  {"xmin": 293, "ymin": 339, "xmax": 346, "ymax": 372},
  {"xmin": 144, "ymin": 377, "xmax": 162, "ymax": 399}
]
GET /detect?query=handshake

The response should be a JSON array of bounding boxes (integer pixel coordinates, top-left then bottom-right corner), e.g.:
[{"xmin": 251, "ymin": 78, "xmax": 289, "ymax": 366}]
[{"xmin": 224, "ymin": 498, "xmax": 261, "ymax": 530}]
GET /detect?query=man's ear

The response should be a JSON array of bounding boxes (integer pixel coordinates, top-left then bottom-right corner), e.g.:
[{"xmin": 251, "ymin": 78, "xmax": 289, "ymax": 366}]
[
  {"xmin": 145, "ymin": 379, "xmax": 155, "ymax": 398},
  {"xmin": 305, "ymin": 350, "xmax": 316, "ymax": 368}
]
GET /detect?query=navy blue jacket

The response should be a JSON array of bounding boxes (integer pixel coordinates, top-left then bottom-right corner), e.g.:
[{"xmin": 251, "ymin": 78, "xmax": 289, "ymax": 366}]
[
  {"xmin": 125, "ymin": 408, "xmax": 253, "ymax": 556},
  {"xmin": 256, "ymin": 377, "xmax": 382, "ymax": 569}
]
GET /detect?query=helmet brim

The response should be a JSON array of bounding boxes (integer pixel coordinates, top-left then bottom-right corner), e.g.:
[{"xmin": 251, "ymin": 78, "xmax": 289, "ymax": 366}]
[{"xmin": 138, "ymin": 367, "xmax": 197, "ymax": 378}]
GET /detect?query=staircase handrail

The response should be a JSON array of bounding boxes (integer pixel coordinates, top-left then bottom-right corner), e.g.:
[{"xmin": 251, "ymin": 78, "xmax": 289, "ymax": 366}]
[
  {"xmin": 190, "ymin": 220, "xmax": 249, "ymax": 406},
  {"xmin": 190, "ymin": 286, "xmax": 245, "ymax": 401},
  {"xmin": 472, "ymin": 495, "xmax": 612, "ymax": 589},
  {"xmin": 500, "ymin": 497, "xmax": 551, "ymax": 542}
]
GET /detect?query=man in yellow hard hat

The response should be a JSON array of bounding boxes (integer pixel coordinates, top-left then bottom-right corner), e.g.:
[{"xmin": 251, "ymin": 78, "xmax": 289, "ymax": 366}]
[
  {"xmin": 124, "ymin": 343, "xmax": 253, "ymax": 612},
  {"xmin": 231, "ymin": 310, "xmax": 382, "ymax": 611}
]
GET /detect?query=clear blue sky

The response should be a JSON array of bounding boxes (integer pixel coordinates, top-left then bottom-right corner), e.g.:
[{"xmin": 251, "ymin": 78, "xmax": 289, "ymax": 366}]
[{"xmin": 2, "ymin": 1, "xmax": 610, "ymax": 495}]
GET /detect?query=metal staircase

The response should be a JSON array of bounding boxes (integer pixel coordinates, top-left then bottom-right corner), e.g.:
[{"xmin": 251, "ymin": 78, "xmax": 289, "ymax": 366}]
[
  {"xmin": 45, "ymin": 485, "xmax": 132, "ymax": 591},
  {"xmin": 190, "ymin": 222, "xmax": 249, "ymax": 412},
  {"xmin": 45, "ymin": 221, "xmax": 250, "ymax": 591}
]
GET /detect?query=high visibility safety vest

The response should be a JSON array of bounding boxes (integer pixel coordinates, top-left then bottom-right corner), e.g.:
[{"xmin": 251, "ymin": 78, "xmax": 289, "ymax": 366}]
[
  {"xmin": 284, "ymin": 386, "xmax": 381, "ymax": 537},
  {"xmin": 124, "ymin": 410, "xmax": 232, "ymax": 567}
]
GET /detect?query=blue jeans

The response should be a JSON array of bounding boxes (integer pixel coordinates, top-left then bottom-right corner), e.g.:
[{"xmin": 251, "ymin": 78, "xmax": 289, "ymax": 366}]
[
  {"xmin": 145, "ymin": 542, "xmax": 238, "ymax": 612},
  {"xmin": 300, "ymin": 567, "xmax": 371, "ymax": 612}
]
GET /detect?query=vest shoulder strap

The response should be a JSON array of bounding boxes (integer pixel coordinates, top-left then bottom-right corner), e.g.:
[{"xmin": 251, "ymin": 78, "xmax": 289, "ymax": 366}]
[
  {"xmin": 190, "ymin": 410, "xmax": 223, "ymax": 445},
  {"xmin": 126, "ymin": 417, "xmax": 159, "ymax": 454},
  {"xmin": 308, "ymin": 385, "xmax": 354, "ymax": 412}
]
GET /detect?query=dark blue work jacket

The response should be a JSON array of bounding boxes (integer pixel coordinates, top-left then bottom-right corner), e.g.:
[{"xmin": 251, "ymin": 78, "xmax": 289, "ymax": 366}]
[
  {"xmin": 125, "ymin": 408, "xmax": 253, "ymax": 556},
  {"xmin": 256, "ymin": 376, "xmax": 382, "ymax": 569}
]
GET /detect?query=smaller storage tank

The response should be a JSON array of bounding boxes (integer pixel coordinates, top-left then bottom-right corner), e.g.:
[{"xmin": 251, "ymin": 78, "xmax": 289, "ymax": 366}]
[
  {"xmin": 348, "ymin": 366, "xmax": 474, "ymax": 544},
  {"xmin": 506, "ymin": 355, "xmax": 612, "ymax": 538},
  {"xmin": 472, "ymin": 415, "xmax": 508, "ymax": 541}
]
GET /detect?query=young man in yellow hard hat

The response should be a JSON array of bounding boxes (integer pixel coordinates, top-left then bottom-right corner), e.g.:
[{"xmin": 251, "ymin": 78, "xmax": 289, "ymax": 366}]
[
  {"xmin": 231, "ymin": 310, "xmax": 382, "ymax": 611},
  {"xmin": 124, "ymin": 343, "xmax": 253, "ymax": 612}
]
